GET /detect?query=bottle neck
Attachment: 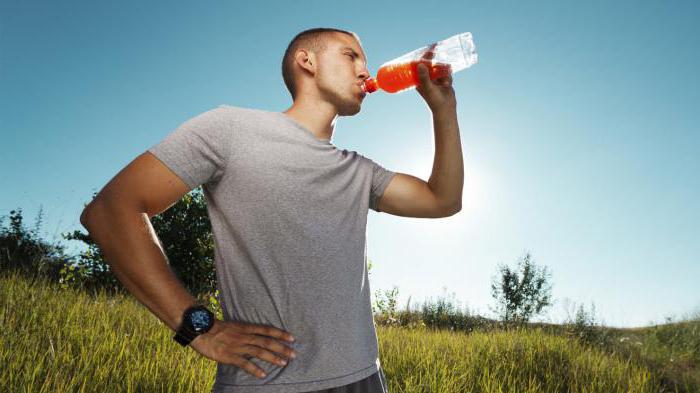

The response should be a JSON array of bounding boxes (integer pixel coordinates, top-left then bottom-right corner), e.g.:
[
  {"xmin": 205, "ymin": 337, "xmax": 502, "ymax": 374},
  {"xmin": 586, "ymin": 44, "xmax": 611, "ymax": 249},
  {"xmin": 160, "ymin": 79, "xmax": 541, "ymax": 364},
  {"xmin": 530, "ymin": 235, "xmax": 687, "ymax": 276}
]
[{"xmin": 363, "ymin": 78, "xmax": 379, "ymax": 93}]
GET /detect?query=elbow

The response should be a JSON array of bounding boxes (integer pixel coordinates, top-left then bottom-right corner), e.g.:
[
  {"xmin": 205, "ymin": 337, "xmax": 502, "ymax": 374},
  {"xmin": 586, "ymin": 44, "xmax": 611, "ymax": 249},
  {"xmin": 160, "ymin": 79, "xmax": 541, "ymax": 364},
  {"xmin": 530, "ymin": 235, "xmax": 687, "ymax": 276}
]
[
  {"xmin": 444, "ymin": 196, "xmax": 462, "ymax": 217},
  {"xmin": 80, "ymin": 199, "xmax": 104, "ymax": 229},
  {"xmin": 435, "ymin": 202, "xmax": 461, "ymax": 218},
  {"xmin": 80, "ymin": 205, "xmax": 95, "ymax": 230},
  {"xmin": 445, "ymin": 203, "xmax": 462, "ymax": 217}
]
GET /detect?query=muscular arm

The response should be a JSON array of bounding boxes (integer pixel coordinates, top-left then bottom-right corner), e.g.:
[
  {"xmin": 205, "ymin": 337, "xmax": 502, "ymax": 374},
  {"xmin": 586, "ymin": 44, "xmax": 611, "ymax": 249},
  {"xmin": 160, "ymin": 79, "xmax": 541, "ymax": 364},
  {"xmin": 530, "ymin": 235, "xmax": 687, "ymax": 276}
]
[
  {"xmin": 377, "ymin": 106, "xmax": 464, "ymax": 217},
  {"xmin": 427, "ymin": 106, "xmax": 463, "ymax": 210},
  {"xmin": 81, "ymin": 202, "xmax": 198, "ymax": 331},
  {"xmin": 81, "ymin": 123, "xmax": 297, "ymax": 378},
  {"xmin": 80, "ymin": 152, "xmax": 198, "ymax": 331}
]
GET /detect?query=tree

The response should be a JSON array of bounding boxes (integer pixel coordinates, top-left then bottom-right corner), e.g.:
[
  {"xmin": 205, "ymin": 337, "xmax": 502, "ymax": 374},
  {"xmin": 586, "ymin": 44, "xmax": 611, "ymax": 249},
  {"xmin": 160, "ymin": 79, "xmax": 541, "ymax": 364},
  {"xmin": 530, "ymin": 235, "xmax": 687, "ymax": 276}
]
[
  {"xmin": 0, "ymin": 207, "xmax": 70, "ymax": 281},
  {"xmin": 489, "ymin": 252, "xmax": 553, "ymax": 326}
]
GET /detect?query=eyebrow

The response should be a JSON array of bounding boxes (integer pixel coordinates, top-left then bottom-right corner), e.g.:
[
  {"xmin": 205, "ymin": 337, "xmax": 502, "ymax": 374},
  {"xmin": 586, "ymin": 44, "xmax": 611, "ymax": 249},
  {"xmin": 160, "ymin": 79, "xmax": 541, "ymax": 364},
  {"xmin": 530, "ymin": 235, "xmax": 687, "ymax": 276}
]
[{"xmin": 341, "ymin": 46, "xmax": 367, "ymax": 63}]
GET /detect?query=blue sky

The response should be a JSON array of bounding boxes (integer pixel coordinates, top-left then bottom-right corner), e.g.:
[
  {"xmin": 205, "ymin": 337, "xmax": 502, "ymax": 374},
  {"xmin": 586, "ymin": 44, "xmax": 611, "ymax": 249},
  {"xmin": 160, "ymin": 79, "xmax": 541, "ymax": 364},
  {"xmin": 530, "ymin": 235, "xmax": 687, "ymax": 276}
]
[{"xmin": 2, "ymin": 0, "xmax": 698, "ymax": 328}]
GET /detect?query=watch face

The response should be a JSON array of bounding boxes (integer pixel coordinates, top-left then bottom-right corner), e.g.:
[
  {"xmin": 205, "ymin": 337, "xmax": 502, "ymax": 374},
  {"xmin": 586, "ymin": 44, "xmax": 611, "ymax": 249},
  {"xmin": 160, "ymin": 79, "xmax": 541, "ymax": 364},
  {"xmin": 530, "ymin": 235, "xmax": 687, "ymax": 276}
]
[{"xmin": 189, "ymin": 309, "xmax": 212, "ymax": 333}]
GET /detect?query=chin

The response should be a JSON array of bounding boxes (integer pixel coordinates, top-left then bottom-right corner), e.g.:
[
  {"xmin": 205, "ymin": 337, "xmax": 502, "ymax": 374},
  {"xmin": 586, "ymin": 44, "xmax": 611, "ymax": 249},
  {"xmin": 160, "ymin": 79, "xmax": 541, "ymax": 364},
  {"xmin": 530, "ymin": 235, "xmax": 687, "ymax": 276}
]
[{"xmin": 337, "ymin": 100, "xmax": 362, "ymax": 117}]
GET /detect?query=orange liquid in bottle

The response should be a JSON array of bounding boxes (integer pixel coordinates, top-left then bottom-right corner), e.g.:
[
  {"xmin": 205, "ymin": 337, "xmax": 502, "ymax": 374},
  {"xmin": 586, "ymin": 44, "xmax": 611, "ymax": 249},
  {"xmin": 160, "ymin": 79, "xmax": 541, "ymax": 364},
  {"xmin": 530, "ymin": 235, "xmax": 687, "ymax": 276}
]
[{"xmin": 371, "ymin": 60, "xmax": 452, "ymax": 93}]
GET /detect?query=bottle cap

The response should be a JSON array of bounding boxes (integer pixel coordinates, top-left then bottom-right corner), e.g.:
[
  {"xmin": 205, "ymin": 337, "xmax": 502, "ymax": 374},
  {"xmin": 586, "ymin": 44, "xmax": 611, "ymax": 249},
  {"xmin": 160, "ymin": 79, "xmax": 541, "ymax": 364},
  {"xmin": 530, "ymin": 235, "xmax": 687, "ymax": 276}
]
[{"xmin": 362, "ymin": 78, "xmax": 378, "ymax": 94}]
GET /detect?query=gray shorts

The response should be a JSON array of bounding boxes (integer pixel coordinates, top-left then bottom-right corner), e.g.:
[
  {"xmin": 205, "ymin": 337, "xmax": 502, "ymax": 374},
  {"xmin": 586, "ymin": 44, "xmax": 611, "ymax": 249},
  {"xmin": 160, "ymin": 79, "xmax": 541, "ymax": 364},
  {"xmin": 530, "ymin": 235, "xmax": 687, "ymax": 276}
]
[{"xmin": 302, "ymin": 366, "xmax": 389, "ymax": 393}]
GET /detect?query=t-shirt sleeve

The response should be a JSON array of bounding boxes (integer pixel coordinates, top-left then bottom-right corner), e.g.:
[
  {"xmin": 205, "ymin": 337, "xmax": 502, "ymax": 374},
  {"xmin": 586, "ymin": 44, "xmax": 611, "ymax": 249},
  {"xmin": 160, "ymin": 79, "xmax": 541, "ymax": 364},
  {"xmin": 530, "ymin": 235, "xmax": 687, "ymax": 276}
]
[
  {"xmin": 147, "ymin": 106, "xmax": 232, "ymax": 190},
  {"xmin": 367, "ymin": 157, "xmax": 397, "ymax": 213}
]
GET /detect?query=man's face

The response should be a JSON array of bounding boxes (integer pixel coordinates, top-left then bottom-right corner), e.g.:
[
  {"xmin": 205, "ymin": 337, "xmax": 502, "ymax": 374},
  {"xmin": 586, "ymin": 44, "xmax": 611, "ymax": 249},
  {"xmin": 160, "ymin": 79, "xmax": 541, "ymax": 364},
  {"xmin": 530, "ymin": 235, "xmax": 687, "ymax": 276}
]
[{"xmin": 314, "ymin": 33, "xmax": 370, "ymax": 116}]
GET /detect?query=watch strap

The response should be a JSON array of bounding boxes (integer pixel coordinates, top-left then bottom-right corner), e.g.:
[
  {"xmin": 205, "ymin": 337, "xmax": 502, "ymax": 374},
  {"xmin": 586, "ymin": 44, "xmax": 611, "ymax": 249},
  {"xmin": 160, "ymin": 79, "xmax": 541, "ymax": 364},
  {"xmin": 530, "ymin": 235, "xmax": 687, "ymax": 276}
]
[
  {"xmin": 173, "ymin": 304, "xmax": 214, "ymax": 347},
  {"xmin": 173, "ymin": 327, "xmax": 196, "ymax": 346}
]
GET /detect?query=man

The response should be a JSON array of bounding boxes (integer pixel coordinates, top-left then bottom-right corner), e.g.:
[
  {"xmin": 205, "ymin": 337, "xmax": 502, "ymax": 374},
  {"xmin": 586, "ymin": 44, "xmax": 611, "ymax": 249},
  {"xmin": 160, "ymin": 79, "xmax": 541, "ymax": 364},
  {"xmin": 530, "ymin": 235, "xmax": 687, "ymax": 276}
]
[{"xmin": 80, "ymin": 27, "xmax": 463, "ymax": 393}]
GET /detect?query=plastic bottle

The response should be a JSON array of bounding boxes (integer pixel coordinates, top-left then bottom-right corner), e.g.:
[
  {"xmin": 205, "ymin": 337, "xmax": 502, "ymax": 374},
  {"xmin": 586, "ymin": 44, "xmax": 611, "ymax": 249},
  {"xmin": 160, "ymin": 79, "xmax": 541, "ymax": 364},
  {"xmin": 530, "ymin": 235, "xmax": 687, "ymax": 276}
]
[{"xmin": 362, "ymin": 32, "xmax": 478, "ymax": 94}]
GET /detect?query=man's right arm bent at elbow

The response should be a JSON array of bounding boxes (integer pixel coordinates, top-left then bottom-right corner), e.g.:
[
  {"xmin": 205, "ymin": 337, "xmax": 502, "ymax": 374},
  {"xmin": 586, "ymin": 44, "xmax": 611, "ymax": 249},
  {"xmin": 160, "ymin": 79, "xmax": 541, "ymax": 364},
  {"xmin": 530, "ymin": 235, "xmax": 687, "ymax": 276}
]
[{"xmin": 79, "ymin": 151, "xmax": 296, "ymax": 380}]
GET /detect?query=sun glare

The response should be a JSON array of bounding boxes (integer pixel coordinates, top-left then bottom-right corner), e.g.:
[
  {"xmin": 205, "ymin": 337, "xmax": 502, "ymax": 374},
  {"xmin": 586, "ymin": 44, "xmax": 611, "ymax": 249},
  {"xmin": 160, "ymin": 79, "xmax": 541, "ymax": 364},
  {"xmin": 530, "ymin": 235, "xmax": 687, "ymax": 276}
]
[{"xmin": 391, "ymin": 147, "xmax": 487, "ymax": 239}]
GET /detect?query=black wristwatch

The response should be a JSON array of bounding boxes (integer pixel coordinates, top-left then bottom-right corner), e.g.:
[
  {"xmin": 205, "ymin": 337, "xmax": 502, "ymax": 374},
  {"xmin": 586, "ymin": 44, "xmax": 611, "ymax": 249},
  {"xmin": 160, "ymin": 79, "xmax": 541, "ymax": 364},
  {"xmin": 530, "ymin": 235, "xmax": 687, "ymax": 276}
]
[{"xmin": 173, "ymin": 304, "xmax": 215, "ymax": 346}]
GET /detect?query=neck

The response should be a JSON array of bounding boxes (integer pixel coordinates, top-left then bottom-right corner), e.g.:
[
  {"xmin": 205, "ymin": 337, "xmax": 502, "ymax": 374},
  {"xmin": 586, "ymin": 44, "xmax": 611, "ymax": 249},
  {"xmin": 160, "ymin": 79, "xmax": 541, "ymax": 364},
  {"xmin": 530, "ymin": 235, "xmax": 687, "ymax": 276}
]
[{"xmin": 282, "ymin": 98, "xmax": 338, "ymax": 142}]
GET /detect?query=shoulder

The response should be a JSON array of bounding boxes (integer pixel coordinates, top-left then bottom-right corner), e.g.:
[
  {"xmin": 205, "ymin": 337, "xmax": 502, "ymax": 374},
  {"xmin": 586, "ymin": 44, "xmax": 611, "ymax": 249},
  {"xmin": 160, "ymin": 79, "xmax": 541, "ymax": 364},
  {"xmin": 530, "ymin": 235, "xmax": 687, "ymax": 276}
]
[
  {"xmin": 215, "ymin": 104, "xmax": 284, "ymax": 124},
  {"xmin": 215, "ymin": 104, "xmax": 267, "ymax": 117},
  {"xmin": 353, "ymin": 151, "xmax": 376, "ymax": 166},
  {"xmin": 340, "ymin": 148, "xmax": 366, "ymax": 162}
]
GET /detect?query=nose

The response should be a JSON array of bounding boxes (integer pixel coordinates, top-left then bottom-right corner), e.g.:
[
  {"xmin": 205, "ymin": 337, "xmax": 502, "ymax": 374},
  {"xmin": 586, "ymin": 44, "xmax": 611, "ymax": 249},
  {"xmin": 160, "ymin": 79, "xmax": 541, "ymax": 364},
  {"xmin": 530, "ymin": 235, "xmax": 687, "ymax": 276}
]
[{"xmin": 358, "ymin": 65, "xmax": 370, "ymax": 81}]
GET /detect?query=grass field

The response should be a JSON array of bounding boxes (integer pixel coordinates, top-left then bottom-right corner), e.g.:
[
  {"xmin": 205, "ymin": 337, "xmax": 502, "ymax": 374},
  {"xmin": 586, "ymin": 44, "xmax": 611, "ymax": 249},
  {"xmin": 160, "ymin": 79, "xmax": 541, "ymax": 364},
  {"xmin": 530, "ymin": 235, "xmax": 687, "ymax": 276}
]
[{"xmin": 2, "ymin": 269, "xmax": 697, "ymax": 392}]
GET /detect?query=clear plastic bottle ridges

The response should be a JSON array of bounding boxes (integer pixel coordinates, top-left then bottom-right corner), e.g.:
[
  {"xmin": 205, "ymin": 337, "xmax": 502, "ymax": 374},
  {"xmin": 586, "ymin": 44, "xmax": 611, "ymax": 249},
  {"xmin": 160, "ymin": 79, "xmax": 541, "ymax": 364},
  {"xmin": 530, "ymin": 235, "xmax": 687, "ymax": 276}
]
[{"xmin": 362, "ymin": 32, "xmax": 478, "ymax": 94}]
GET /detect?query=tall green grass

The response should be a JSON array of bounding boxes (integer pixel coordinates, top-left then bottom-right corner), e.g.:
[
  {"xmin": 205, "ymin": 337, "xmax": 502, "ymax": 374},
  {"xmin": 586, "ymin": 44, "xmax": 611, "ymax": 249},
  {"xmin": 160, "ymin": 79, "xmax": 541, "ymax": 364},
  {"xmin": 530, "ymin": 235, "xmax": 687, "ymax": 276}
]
[
  {"xmin": 378, "ymin": 325, "xmax": 657, "ymax": 392},
  {"xmin": 0, "ymin": 269, "xmax": 684, "ymax": 392},
  {"xmin": 1, "ymin": 269, "xmax": 215, "ymax": 392}
]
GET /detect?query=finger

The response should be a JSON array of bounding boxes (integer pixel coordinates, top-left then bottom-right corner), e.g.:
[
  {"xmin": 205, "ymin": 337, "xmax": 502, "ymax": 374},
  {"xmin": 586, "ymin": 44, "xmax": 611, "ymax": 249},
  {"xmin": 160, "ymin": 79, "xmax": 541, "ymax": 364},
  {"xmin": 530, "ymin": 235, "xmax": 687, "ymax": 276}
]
[
  {"xmin": 421, "ymin": 50, "xmax": 435, "ymax": 60},
  {"xmin": 420, "ymin": 43, "xmax": 438, "ymax": 60},
  {"xmin": 416, "ymin": 62, "xmax": 430, "ymax": 85},
  {"xmin": 440, "ymin": 78, "xmax": 451, "ymax": 87},
  {"xmin": 229, "ymin": 354, "xmax": 269, "ymax": 379},
  {"xmin": 238, "ymin": 343, "xmax": 291, "ymax": 370},
  {"xmin": 246, "ymin": 323, "xmax": 295, "ymax": 343},
  {"xmin": 249, "ymin": 335, "xmax": 296, "ymax": 361}
]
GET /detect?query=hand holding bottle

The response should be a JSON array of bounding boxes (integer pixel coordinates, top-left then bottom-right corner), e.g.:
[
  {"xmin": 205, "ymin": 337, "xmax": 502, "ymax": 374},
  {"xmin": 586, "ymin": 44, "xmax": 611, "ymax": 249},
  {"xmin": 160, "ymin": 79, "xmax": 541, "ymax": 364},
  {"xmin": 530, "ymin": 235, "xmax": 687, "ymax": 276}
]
[
  {"xmin": 415, "ymin": 59, "xmax": 456, "ymax": 112},
  {"xmin": 362, "ymin": 31, "xmax": 477, "ymax": 105}
]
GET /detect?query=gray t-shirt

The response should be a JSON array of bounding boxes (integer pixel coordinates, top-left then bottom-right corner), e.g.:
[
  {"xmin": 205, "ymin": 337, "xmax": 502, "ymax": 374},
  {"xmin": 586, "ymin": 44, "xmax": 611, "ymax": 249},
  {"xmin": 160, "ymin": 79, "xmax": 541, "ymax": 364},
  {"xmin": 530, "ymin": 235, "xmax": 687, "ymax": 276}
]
[{"xmin": 147, "ymin": 104, "xmax": 397, "ymax": 392}]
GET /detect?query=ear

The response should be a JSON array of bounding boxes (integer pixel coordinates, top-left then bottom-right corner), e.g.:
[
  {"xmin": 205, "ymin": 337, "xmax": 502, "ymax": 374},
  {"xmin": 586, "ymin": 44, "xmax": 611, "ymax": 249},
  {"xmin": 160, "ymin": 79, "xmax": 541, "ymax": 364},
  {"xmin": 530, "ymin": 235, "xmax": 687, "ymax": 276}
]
[{"xmin": 295, "ymin": 49, "xmax": 316, "ymax": 76}]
